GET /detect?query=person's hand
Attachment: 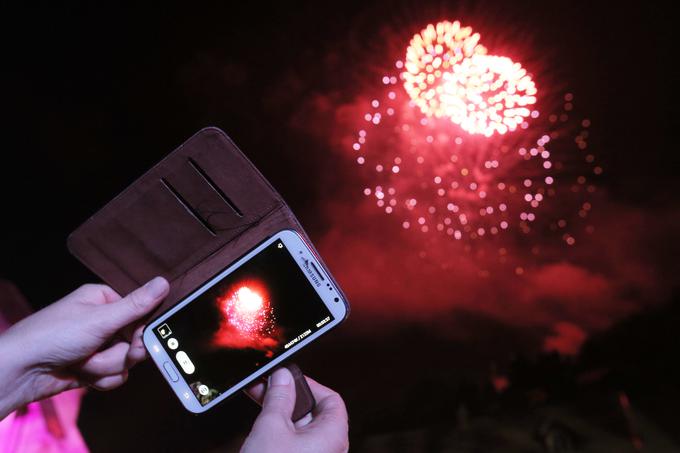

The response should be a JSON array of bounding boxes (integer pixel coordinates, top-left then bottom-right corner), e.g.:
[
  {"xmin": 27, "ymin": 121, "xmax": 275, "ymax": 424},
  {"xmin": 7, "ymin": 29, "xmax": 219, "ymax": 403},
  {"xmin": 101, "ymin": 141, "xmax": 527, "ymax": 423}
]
[
  {"xmin": 241, "ymin": 368, "xmax": 349, "ymax": 453},
  {"xmin": 0, "ymin": 277, "xmax": 169, "ymax": 419}
]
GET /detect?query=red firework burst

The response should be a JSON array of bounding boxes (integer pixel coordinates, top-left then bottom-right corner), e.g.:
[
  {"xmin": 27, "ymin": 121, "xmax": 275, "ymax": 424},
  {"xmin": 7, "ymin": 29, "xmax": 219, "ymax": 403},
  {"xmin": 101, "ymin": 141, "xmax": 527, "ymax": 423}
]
[
  {"xmin": 222, "ymin": 286, "xmax": 274, "ymax": 338},
  {"xmin": 349, "ymin": 19, "xmax": 601, "ymax": 261},
  {"xmin": 213, "ymin": 281, "xmax": 279, "ymax": 353},
  {"xmin": 403, "ymin": 21, "xmax": 536, "ymax": 136}
]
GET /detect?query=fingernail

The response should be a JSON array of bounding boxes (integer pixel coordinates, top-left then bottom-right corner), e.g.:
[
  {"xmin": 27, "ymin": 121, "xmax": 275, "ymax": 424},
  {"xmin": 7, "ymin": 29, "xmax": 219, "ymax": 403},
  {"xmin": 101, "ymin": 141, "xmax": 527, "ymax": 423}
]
[
  {"xmin": 269, "ymin": 367, "xmax": 292, "ymax": 387},
  {"xmin": 145, "ymin": 277, "xmax": 168, "ymax": 299}
]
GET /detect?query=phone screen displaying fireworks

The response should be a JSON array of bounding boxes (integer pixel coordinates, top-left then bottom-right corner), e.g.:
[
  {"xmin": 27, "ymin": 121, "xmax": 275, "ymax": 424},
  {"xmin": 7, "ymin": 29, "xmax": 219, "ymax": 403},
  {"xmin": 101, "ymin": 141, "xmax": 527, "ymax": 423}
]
[{"xmin": 153, "ymin": 239, "xmax": 334, "ymax": 405}]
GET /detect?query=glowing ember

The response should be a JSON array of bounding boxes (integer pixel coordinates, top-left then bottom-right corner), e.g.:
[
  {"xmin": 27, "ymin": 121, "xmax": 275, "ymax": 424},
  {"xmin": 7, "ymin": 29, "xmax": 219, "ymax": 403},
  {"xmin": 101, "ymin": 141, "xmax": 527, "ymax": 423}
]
[
  {"xmin": 221, "ymin": 285, "xmax": 275, "ymax": 339},
  {"xmin": 403, "ymin": 21, "xmax": 537, "ymax": 136}
]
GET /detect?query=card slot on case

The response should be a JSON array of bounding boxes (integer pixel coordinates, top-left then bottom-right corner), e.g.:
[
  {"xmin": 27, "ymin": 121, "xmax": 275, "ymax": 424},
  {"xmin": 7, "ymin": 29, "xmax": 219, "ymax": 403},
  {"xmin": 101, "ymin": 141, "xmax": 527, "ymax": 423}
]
[
  {"xmin": 160, "ymin": 177, "xmax": 218, "ymax": 236},
  {"xmin": 162, "ymin": 158, "xmax": 250, "ymax": 235},
  {"xmin": 187, "ymin": 157, "xmax": 243, "ymax": 218},
  {"xmin": 185, "ymin": 136, "xmax": 278, "ymax": 218}
]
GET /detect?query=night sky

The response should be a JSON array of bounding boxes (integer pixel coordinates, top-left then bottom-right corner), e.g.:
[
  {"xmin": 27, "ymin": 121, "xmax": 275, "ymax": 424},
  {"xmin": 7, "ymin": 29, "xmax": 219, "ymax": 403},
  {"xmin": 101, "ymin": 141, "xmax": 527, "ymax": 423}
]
[{"xmin": 2, "ymin": 1, "xmax": 678, "ymax": 451}]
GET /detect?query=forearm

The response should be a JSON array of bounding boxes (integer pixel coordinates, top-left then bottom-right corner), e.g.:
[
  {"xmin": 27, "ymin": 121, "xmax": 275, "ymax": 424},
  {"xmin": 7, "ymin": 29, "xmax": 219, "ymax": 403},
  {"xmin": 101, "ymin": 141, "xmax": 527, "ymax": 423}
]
[{"xmin": 0, "ymin": 329, "xmax": 40, "ymax": 419}]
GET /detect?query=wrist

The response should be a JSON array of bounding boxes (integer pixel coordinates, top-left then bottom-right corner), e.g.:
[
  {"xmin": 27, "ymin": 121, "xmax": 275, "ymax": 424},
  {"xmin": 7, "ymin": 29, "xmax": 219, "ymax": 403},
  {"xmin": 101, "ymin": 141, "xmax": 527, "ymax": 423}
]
[{"xmin": 0, "ymin": 328, "xmax": 43, "ymax": 419}]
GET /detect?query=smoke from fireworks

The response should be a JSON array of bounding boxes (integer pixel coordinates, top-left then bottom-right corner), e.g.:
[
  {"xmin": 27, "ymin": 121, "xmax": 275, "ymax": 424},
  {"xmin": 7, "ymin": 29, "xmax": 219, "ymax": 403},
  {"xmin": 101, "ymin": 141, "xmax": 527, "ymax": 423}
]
[
  {"xmin": 349, "ymin": 20, "xmax": 600, "ymax": 266},
  {"xmin": 213, "ymin": 281, "xmax": 279, "ymax": 355}
]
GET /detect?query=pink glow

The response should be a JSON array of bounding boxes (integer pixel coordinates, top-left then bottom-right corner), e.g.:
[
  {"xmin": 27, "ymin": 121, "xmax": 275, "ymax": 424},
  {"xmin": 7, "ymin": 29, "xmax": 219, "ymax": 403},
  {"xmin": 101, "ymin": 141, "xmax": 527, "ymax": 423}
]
[{"xmin": 0, "ymin": 389, "xmax": 88, "ymax": 453}]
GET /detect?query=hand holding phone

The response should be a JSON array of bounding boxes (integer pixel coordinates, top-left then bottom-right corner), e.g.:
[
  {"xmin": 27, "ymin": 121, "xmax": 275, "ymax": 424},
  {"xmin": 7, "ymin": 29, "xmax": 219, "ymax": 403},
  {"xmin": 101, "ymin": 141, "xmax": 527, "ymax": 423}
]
[
  {"xmin": 241, "ymin": 367, "xmax": 349, "ymax": 453},
  {"xmin": 0, "ymin": 277, "xmax": 170, "ymax": 419}
]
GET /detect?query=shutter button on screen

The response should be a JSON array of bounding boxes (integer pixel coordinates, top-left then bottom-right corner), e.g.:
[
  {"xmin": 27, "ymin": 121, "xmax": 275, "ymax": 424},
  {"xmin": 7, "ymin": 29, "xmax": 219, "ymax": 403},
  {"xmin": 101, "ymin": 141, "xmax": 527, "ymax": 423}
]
[
  {"xmin": 176, "ymin": 351, "xmax": 196, "ymax": 374},
  {"xmin": 163, "ymin": 362, "xmax": 179, "ymax": 382}
]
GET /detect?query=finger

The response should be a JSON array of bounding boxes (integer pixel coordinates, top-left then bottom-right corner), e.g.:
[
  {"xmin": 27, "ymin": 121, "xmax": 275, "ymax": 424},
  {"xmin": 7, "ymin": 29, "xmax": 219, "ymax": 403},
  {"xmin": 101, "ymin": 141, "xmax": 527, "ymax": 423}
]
[
  {"xmin": 244, "ymin": 381, "xmax": 266, "ymax": 405},
  {"xmin": 99, "ymin": 285, "xmax": 122, "ymax": 304},
  {"xmin": 258, "ymin": 367, "xmax": 296, "ymax": 422},
  {"xmin": 88, "ymin": 371, "xmax": 129, "ymax": 391},
  {"xmin": 305, "ymin": 378, "xmax": 349, "ymax": 427},
  {"xmin": 313, "ymin": 390, "xmax": 348, "ymax": 422},
  {"xmin": 99, "ymin": 277, "xmax": 169, "ymax": 332},
  {"xmin": 64, "ymin": 380, "xmax": 85, "ymax": 392},
  {"xmin": 248, "ymin": 375, "xmax": 345, "ymax": 418},
  {"xmin": 297, "ymin": 377, "xmax": 349, "ymax": 451},
  {"xmin": 80, "ymin": 341, "xmax": 130, "ymax": 376},
  {"xmin": 306, "ymin": 377, "xmax": 343, "ymax": 403},
  {"xmin": 294, "ymin": 412, "xmax": 313, "ymax": 428},
  {"xmin": 125, "ymin": 324, "xmax": 148, "ymax": 367},
  {"xmin": 73, "ymin": 283, "xmax": 121, "ymax": 304}
]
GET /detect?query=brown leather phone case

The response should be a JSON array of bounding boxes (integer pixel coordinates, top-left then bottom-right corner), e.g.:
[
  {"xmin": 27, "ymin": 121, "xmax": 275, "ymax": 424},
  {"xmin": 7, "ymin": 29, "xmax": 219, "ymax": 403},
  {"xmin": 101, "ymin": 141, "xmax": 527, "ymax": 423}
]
[{"xmin": 67, "ymin": 127, "xmax": 346, "ymax": 421}]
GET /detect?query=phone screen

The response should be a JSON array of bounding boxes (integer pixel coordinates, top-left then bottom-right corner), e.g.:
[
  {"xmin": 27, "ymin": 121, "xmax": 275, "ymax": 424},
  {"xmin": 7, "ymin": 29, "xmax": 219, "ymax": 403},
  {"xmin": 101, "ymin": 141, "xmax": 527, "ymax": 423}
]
[{"xmin": 152, "ymin": 239, "xmax": 335, "ymax": 405}]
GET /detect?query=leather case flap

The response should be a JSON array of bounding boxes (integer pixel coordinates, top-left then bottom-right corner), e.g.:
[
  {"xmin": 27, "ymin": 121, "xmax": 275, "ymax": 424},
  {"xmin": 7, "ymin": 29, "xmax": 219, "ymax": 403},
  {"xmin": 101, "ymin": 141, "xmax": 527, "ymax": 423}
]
[{"xmin": 67, "ymin": 127, "xmax": 304, "ymax": 317}]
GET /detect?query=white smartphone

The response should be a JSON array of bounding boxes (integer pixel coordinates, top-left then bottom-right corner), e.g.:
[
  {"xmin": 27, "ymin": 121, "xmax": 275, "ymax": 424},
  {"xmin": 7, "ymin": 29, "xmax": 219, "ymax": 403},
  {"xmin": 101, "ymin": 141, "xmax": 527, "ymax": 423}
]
[{"xmin": 143, "ymin": 229, "xmax": 349, "ymax": 413}]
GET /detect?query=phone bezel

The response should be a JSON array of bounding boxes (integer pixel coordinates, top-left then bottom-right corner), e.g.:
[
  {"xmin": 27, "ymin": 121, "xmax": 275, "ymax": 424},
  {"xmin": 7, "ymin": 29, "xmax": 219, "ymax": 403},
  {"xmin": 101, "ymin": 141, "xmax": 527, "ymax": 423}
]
[{"xmin": 142, "ymin": 229, "xmax": 348, "ymax": 413}]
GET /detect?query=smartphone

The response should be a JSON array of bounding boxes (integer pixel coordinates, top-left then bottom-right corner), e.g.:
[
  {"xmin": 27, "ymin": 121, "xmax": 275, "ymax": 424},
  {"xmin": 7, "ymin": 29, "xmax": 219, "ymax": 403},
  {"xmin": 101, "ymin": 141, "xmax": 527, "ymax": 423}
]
[{"xmin": 143, "ymin": 229, "xmax": 349, "ymax": 413}]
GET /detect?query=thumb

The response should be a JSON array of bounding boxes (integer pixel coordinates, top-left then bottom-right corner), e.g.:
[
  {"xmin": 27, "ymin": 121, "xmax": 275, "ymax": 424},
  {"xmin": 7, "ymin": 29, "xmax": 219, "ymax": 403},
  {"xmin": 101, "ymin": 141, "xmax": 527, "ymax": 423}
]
[
  {"xmin": 100, "ymin": 277, "xmax": 169, "ymax": 331},
  {"xmin": 259, "ymin": 367, "xmax": 296, "ymax": 421}
]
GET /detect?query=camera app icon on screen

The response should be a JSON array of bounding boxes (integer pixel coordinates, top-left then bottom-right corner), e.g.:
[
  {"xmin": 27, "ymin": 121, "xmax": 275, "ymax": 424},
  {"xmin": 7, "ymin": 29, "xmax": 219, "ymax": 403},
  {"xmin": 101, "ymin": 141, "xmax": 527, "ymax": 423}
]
[{"xmin": 157, "ymin": 323, "xmax": 172, "ymax": 339}]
